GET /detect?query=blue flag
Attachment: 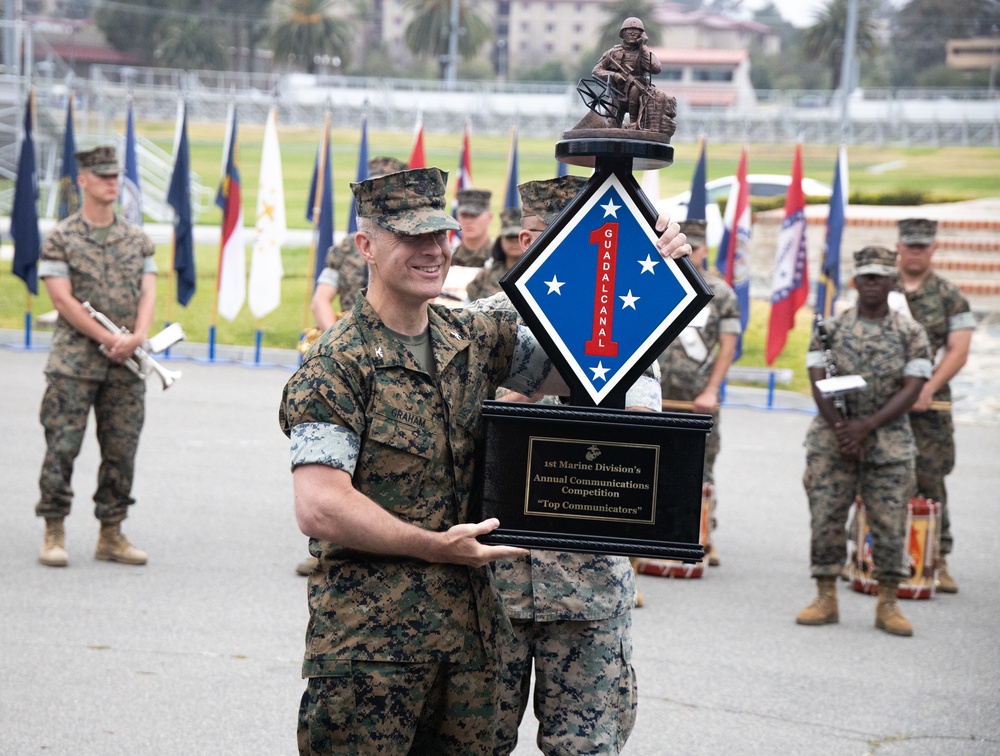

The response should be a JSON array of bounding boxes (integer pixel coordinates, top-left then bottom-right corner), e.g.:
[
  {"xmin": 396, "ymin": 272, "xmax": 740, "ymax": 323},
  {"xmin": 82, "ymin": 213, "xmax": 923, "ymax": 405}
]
[
  {"xmin": 687, "ymin": 139, "xmax": 708, "ymax": 222},
  {"xmin": 120, "ymin": 103, "xmax": 143, "ymax": 225},
  {"xmin": 556, "ymin": 160, "xmax": 568, "ymax": 178},
  {"xmin": 347, "ymin": 116, "xmax": 368, "ymax": 236},
  {"xmin": 57, "ymin": 100, "xmax": 80, "ymax": 221},
  {"xmin": 167, "ymin": 102, "xmax": 196, "ymax": 306},
  {"xmin": 503, "ymin": 127, "xmax": 519, "ymax": 210},
  {"xmin": 11, "ymin": 91, "xmax": 41, "ymax": 295},
  {"xmin": 817, "ymin": 147, "xmax": 848, "ymax": 319},
  {"xmin": 307, "ymin": 124, "xmax": 334, "ymax": 287}
]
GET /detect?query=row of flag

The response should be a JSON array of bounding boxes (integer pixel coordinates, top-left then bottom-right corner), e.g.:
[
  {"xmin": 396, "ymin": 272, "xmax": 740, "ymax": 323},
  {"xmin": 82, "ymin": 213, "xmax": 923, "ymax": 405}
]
[{"xmin": 8, "ymin": 92, "xmax": 847, "ymax": 364}]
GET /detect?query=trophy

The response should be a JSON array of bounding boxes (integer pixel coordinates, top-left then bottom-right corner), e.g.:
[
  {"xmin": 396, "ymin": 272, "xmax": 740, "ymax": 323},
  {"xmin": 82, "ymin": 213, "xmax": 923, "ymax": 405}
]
[{"xmin": 477, "ymin": 19, "xmax": 715, "ymax": 560}]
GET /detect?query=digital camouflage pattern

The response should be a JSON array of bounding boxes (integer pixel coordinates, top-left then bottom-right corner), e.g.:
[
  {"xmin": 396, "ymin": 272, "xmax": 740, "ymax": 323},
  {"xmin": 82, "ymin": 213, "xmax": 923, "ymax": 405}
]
[
  {"xmin": 854, "ymin": 245, "xmax": 897, "ymax": 277},
  {"xmin": 803, "ymin": 307, "xmax": 931, "ymax": 580},
  {"xmin": 466, "ymin": 259, "xmax": 511, "ymax": 303},
  {"xmin": 297, "ymin": 658, "xmax": 500, "ymax": 755},
  {"xmin": 657, "ymin": 270, "xmax": 740, "ymax": 485},
  {"xmin": 76, "ymin": 145, "xmax": 120, "ymax": 175},
  {"xmin": 452, "ymin": 238, "xmax": 493, "ymax": 268},
  {"xmin": 896, "ymin": 270, "xmax": 973, "ymax": 555},
  {"xmin": 456, "ymin": 188, "xmax": 491, "ymax": 215},
  {"xmin": 898, "ymin": 217, "xmax": 937, "ymax": 246},
  {"xmin": 498, "ymin": 208, "xmax": 521, "ymax": 237},
  {"xmin": 35, "ymin": 212, "xmax": 154, "ymax": 524},
  {"xmin": 322, "ymin": 236, "xmax": 367, "ymax": 312},
  {"xmin": 519, "ymin": 176, "xmax": 588, "ymax": 225},
  {"xmin": 39, "ymin": 214, "xmax": 156, "ymax": 380},
  {"xmin": 494, "ymin": 612, "xmax": 636, "ymax": 755},
  {"xmin": 280, "ymin": 294, "xmax": 556, "ymax": 671},
  {"xmin": 351, "ymin": 167, "xmax": 461, "ymax": 235}
]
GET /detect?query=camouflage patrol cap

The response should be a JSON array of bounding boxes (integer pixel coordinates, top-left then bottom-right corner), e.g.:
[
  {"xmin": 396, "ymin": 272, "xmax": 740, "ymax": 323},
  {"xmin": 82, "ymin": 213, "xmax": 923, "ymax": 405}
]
[
  {"xmin": 853, "ymin": 245, "xmax": 898, "ymax": 277},
  {"xmin": 457, "ymin": 188, "xmax": 492, "ymax": 215},
  {"xmin": 518, "ymin": 175, "xmax": 588, "ymax": 226},
  {"xmin": 679, "ymin": 219, "xmax": 707, "ymax": 249},
  {"xmin": 75, "ymin": 145, "xmax": 119, "ymax": 176},
  {"xmin": 499, "ymin": 208, "xmax": 521, "ymax": 237},
  {"xmin": 367, "ymin": 155, "xmax": 408, "ymax": 178},
  {"xmin": 351, "ymin": 167, "xmax": 462, "ymax": 235},
  {"xmin": 898, "ymin": 218, "xmax": 937, "ymax": 246}
]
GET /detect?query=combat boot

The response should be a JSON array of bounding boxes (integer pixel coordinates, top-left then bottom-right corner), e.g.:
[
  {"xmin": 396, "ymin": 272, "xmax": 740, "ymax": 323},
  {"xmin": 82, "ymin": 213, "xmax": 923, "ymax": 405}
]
[
  {"xmin": 935, "ymin": 557, "xmax": 958, "ymax": 593},
  {"xmin": 875, "ymin": 580, "xmax": 913, "ymax": 636},
  {"xmin": 707, "ymin": 542, "xmax": 721, "ymax": 567},
  {"xmin": 95, "ymin": 523, "xmax": 147, "ymax": 565},
  {"xmin": 39, "ymin": 518, "xmax": 68, "ymax": 567},
  {"xmin": 795, "ymin": 576, "xmax": 838, "ymax": 625}
]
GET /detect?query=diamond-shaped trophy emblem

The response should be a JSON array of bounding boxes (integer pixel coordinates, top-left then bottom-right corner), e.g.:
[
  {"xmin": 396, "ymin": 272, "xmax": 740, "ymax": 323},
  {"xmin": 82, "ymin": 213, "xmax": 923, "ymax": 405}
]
[{"xmin": 503, "ymin": 171, "xmax": 705, "ymax": 406}]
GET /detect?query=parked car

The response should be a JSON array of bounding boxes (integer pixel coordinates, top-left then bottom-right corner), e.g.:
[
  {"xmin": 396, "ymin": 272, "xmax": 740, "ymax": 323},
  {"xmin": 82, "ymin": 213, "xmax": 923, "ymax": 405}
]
[{"xmin": 657, "ymin": 174, "xmax": 833, "ymax": 214}]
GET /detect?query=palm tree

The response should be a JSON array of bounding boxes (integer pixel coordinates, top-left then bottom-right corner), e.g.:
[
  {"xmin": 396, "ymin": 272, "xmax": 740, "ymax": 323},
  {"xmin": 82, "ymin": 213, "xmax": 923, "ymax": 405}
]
[
  {"xmin": 157, "ymin": 17, "xmax": 227, "ymax": 70},
  {"xmin": 403, "ymin": 0, "xmax": 492, "ymax": 77},
  {"xmin": 270, "ymin": 0, "xmax": 354, "ymax": 74},
  {"xmin": 802, "ymin": 0, "xmax": 879, "ymax": 90},
  {"xmin": 596, "ymin": 0, "xmax": 664, "ymax": 54}
]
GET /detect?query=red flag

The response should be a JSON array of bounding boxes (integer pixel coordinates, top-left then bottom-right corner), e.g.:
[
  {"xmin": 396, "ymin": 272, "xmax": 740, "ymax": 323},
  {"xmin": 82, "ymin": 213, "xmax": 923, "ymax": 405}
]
[
  {"xmin": 408, "ymin": 114, "xmax": 426, "ymax": 169},
  {"xmin": 449, "ymin": 122, "xmax": 473, "ymax": 245},
  {"xmin": 765, "ymin": 143, "xmax": 809, "ymax": 365},
  {"xmin": 715, "ymin": 145, "xmax": 751, "ymax": 360},
  {"xmin": 215, "ymin": 104, "xmax": 245, "ymax": 321}
]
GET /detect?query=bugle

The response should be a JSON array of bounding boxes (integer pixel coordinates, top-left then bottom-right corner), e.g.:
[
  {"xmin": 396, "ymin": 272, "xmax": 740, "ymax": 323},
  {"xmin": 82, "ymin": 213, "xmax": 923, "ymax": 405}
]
[{"xmin": 81, "ymin": 301, "xmax": 183, "ymax": 390}]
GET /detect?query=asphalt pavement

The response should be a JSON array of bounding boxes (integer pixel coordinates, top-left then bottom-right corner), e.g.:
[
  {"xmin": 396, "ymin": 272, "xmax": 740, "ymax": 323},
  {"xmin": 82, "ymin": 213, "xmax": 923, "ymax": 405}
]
[{"xmin": 1, "ymin": 344, "xmax": 997, "ymax": 756}]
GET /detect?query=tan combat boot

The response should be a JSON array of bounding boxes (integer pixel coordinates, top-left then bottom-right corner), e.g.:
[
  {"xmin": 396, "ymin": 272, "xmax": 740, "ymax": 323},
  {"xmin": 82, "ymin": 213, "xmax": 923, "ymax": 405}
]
[
  {"xmin": 875, "ymin": 580, "xmax": 913, "ymax": 637},
  {"xmin": 39, "ymin": 518, "xmax": 69, "ymax": 567},
  {"xmin": 707, "ymin": 542, "xmax": 721, "ymax": 567},
  {"xmin": 95, "ymin": 523, "xmax": 148, "ymax": 565},
  {"xmin": 935, "ymin": 556, "xmax": 958, "ymax": 594},
  {"xmin": 796, "ymin": 576, "xmax": 838, "ymax": 625}
]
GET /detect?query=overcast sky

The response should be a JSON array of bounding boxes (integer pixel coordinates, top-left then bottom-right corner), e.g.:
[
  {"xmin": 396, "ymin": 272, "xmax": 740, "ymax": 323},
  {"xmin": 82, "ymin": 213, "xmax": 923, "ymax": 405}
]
[{"xmin": 746, "ymin": 0, "xmax": 906, "ymax": 28}]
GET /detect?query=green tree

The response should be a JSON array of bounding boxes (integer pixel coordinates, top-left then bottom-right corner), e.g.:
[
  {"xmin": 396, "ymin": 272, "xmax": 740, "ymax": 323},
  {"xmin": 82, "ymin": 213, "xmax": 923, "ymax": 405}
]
[
  {"xmin": 402, "ymin": 0, "xmax": 492, "ymax": 77},
  {"xmin": 801, "ymin": 0, "xmax": 880, "ymax": 89},
  {"xmin": 596, "ymin": 0, "xmax": 663, "ymax": 53},
  {"xmin": 157, "ymin": 16, "xmax": 227, "ymax": 69},
  {"xmin": 270, "ymin": 0, "xmax": 354, "ymax": 73},
  {"xmin": 95, "ymin": 0, "xmax": 161, "ymax": 64}
]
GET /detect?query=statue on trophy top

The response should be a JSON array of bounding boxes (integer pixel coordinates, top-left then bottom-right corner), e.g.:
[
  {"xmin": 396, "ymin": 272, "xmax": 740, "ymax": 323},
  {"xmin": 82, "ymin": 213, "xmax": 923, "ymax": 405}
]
[{"xmin": 568, "ymin": 17, "xmax": 677, "ymax": 142}]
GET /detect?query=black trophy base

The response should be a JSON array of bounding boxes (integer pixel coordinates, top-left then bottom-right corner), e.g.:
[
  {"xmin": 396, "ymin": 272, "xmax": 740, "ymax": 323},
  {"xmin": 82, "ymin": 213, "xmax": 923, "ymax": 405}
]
[
  {"xmin": 477, "ymin": 401, "xmax": 710, "ymax": 561},
  {"xmin": 555, "ymin": 136, "xmax": 675, "ymax": 171}
]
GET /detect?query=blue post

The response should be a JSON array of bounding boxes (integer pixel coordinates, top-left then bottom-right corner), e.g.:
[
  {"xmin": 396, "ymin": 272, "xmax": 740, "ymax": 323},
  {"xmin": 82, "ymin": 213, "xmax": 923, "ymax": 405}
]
[
  {"xmin": 254, "ymin": 329, "xmax": 263, "ymax": 365},
  {"xmin": 767, "ymin": 371, "xmax": 776, "ymax": 409},
  {"xmin": 209, "ymin": 325, "xmax": 216, "ymax": 362},
  {"xmin": 719, "ymin": 378, "xmax": 727, "ymax": 406},
  {"xmin": 164, "ymin": 321, "xmax": 172, "ymax": 359},
  {"xmin": 23, "ymin": 311, "xmax": 32, "ymax": 348}
]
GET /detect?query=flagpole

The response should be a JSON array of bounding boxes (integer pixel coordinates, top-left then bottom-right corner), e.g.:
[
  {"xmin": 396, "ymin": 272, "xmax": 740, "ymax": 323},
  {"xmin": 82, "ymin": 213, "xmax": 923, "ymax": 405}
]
[
  {"xmin": 303, "ymin": 112, "xmax": 331, "ymax": 332},
  {"xmin": 24, "ymin": 291, "xmax": 32, "ymax": 349}
]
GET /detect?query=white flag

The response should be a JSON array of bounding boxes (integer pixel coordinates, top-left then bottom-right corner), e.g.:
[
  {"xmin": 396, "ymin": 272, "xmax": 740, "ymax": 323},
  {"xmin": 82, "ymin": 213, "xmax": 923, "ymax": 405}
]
[{"xmin": 248, "ymin": 107, "xmax": 286, "ymax": 319}]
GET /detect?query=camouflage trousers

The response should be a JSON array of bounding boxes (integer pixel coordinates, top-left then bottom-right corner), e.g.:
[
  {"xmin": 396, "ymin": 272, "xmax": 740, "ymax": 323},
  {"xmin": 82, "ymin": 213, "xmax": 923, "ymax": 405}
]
[
  {"xmin": 494, "ymin": 612, "xmax": 636, "ymax": 756},
  {"xmin": 804, "ymin": 453, "xmax": 915, "ymax": 582},
  {"xmin": 297, "ymin": 658, "xmax": 500, "ymax": 755},
  {"xmin": 910, "ymin": 409, "xmax": 956, "ymax": 554},
  {"xmin": 35, "ymin": 370, "xmax": 145, "ymax": 524}
]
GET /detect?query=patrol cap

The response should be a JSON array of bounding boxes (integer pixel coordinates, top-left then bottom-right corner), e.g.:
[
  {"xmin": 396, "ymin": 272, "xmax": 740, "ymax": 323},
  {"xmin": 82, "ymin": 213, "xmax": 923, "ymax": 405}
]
[
  {"xmin": 456, "ymin": 188, "xmax": 492, "ymax": 215},
  {"xmin": 75, "ymin": 145, "xmax": 120, "ymax": 176},
  {"xmin": 853, "ymin": 245, "xmax": 898, "ymax": 277},
  {"xmin": 367, "ymin": 155, "xmax": 408, "ymax": 178},
  {"xmin": 499, "ymin": 208, "xmax": 521, "ymax": 237},
  {"xmin": 518, "ymin": 175, "xmax": 588, "ymax": 226},
  {"xmin": 679, "ymin": 219, "xmax": 707, "ymax": 249},
  {"xmin": 898, "ymin": 218, "xmax": 937, "ymax": 246},
  {"xmin": 352, "ymin": 168, "xmax": 461, "ymax": 235}
]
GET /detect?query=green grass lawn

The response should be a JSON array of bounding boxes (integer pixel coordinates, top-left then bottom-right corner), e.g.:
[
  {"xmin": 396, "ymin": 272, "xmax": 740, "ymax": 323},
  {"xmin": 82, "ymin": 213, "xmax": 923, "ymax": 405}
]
[{"xmin": 4, "ymin": 122, "xmax": 999, "ymax": 393}]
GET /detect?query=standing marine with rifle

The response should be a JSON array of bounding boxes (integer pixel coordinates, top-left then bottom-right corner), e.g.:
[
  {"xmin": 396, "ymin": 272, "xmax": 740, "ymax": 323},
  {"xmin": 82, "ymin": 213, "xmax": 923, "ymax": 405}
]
[
  {"xmin": 797, "ymin": 246, "xmax": 931, "ymax": 637},
  {"xmin": 592, "ymin": 17, "xmax": 662, "ymax": 128},
  {"xmin": 35, "ymin": 145, "xmax": 157, "ymax": 568}
]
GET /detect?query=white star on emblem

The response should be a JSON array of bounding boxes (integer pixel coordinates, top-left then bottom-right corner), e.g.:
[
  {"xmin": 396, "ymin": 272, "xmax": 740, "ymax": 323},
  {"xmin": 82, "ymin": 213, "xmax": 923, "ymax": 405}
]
[
  {"xmin": 600, "ymin": 198, "xmax": 621, "ymax": 218},
  {"xmin": 590, "ymin": 362, "xmax": 610, "ymax": 381},
  {"xmin": 545, "ymin": 276, "xmax": 565, "ymax": 294},
  {"xmin": 638, "ymin": 254, "xmax": 659, "ymax": 274},
  {"xmin": 620, "ymin": 290, "xmax": 640, "ymax": 310}
]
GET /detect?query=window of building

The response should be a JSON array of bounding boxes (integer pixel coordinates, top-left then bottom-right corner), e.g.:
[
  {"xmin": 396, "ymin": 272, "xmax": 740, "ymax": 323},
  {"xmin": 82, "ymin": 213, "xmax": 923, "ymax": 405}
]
[
  {"xmin": 546, "ymin": 23, "xmax": 554, "ymax": 33},
  {"xmin": 660, "ymin": 68, "xmax": 683, "ymax": 81},
  {"xmin": 692, "ymin": 68, "xmax": 733, "ymax": 82}
]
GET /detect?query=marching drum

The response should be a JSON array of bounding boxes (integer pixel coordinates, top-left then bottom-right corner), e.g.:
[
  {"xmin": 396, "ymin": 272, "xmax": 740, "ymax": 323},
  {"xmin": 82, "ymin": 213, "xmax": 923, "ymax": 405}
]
[
  {"xmin": 636, "ymin": 483, "xmax": 713, "ymax": 579},
  {"xmin": 848, "ymin": 495, "xmax": 941, "ymax": 600}
]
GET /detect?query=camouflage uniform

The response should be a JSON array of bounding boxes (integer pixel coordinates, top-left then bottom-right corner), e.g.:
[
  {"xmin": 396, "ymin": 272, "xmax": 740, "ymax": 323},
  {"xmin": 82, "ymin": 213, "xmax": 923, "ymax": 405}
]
[
  {"xmin": 280, "ymin": 167, "xmax": 555, "ymax": 755},
  {"xmin": 657, "ymin": 269, "xmax": 740, "ymax": 487},
  {"xmin": 35, "ymin": 212, "xmax": 157, "ymax": 525},
  {"xmin": 804, "ymin": 307, "xmax": 931, "ymax": 581},
  {"xmin": 467, "ymin": 259, "xmax": 511, "ymax": 303},
  {"xmin": 452, "ymin": 238, "xmax": 494, "ymax": 268},
  {"xmin": 317, "ymin": 235, "xmax": 367, "ymax": 312},
  {"xmin": 895, "ymin": 271, "xmax": 974, "ymax": 555}
]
